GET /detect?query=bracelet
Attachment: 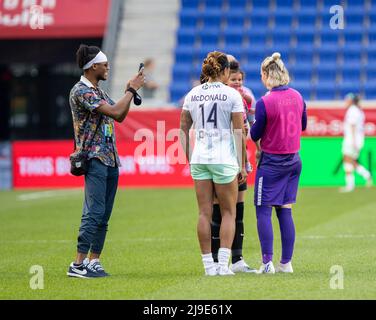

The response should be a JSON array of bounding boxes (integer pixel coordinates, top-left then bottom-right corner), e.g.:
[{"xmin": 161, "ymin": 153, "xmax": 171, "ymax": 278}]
[{"xmin": 126, "ymin": 87, "xmax": 137, "ymax": 96}]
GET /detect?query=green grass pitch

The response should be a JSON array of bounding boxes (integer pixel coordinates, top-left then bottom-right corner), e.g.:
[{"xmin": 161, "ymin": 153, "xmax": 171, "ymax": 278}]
[{"xmin": 0, "ymin": 186, "xmax": 375, "ymax": 299}]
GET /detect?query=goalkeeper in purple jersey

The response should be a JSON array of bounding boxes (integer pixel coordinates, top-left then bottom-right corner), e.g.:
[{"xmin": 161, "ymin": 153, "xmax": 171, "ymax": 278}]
[{"xmin": 250, "ymin": 52, "xmax": 307, "ymax": 274}]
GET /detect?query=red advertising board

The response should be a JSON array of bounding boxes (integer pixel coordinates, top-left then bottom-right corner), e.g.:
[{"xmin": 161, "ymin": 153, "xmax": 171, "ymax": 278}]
[
  {"xmin": 0, "ymin": 0, "xmax": 111, "ymax": 39},
  {"xmin": 11, "ymin": 107, "xmax": 376, "ymax": 188}
]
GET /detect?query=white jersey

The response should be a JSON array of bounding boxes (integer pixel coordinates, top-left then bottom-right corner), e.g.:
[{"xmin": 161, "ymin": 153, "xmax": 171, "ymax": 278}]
[
  {"xmin": 183, "ymin": 81, "xmax": 244, "ymax": 165},
  {"xmin": 343, "ymin": 105, "xmax": 365, "ymax": 148}
]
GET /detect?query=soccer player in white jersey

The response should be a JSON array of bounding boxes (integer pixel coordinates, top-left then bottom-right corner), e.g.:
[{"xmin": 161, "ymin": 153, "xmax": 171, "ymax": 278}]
[
  {"xmin": 180, "ymin": 51, "xmax": 247, "ymax": 276},
  {"xmin": 341, "ymin": 93, "xmax": 372, "ymax": 192}
]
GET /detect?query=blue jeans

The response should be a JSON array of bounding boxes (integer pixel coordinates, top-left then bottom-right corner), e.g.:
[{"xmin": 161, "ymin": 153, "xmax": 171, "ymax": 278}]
[{"xmin": 77, "ymin": 158, "xmax": 119, "ymax": 254}]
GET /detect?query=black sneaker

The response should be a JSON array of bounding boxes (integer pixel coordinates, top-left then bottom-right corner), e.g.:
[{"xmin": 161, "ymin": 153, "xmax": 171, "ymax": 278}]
[
  {"xmin": 86, "ymin": 259, "xmax": 109, "ymax": 277},
  {"xmin": 67, "ymin": 262, "xmax": 102, "ymax": 279}
]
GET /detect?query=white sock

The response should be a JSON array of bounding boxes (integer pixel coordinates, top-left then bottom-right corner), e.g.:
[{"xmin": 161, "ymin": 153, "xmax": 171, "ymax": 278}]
[
  {"xmin": 356, "ymin": 165, "xmax": 371, "ymax": 180},
  {"xmin": 345, "ymin": 173, "xmax": 355, "ymax": 189},
  {"xmin": 218, "ymin": 248, "xmax": 231, "ymax": 268},
  {"xmin": 201, "ymin": 253, "xmax": 215, "ymax": 270}
]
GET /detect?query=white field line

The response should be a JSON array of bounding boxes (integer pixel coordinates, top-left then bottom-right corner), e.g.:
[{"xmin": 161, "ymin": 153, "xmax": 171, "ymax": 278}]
[{"xmin": 17, "ymin": 190, "xmax": 82, "ymax": 201}]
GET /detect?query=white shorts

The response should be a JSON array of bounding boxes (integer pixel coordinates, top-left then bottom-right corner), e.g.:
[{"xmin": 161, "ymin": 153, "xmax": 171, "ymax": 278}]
[{"xmin": 342, "ymin": 143, "xmax": 361, "ymax": 159}]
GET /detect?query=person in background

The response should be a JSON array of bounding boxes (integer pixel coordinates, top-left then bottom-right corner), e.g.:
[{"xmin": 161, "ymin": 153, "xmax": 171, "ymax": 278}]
[
  {"xmin": 251, "ymin": 52, "xmax": 307, "ymax": 274},
  {"xmin": 142, "ymin": 58, "xmax": 159, "ymax": 100},
  {"xmin": 340, "ymin": 93, "xmax": 372, "ymax": 192}
]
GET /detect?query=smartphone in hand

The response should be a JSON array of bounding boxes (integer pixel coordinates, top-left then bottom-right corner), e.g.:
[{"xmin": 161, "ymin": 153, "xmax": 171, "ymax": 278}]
[{"xmin": 138, "ymin": 63, "xmax": 145, "ymax": 74}]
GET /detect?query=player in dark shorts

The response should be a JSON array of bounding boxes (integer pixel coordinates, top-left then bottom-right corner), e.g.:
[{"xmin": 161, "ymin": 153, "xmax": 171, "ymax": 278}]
[{"xmin": 251, "ymin": 52, "xmax": 307, "ymax": 274}]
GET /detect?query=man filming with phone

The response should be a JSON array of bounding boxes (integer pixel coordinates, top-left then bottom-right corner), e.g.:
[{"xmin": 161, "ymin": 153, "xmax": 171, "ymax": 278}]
[{"xmin": 67, "ymin": 44, "xmax": 145, "ymax": 278}]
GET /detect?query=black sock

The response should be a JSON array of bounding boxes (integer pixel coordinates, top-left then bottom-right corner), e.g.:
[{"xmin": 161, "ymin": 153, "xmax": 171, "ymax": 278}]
[
  {"xmin": 211, "ymin": 204, "xmax": 221, "ymax": 263},
  {"xmin": 73, "ymin": 262, "xmax": 83, "ymax": 267},
  {"xmin": 232, "ymin": 202, "xmax": 244, "ymax": 264}
]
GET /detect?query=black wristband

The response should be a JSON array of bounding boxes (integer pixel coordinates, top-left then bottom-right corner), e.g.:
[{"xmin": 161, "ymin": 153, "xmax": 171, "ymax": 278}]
[
  {"xmin": 126, "ymin": 87, "xmax": 142, "ymax": 106},
  {"xmin": 126, "ymin": 87, "xmax": 137, "ymax": 96}
]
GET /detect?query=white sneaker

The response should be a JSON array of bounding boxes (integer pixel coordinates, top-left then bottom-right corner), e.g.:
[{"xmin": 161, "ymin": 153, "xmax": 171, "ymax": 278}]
[
  {"xmin": 218, "ymin": 265, "xmax": 235, "ymax": 276},
  {"xmin": 275, "ymin": 261, "xmax": 293, "ymax": 273},
  {"xmin": 230, "ymin": 260, "xmax": 257, "ymax": 273},
  {"xmin": 256, "ymin": 261, "xmax": 275, "ymax": 274},
  {"xmin": 204, "ymin": 265, "xmax": 218, "ymax": 276}
]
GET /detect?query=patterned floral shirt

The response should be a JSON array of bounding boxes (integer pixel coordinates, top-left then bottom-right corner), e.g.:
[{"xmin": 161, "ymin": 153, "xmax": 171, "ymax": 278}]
[{"xmin": 69, "ymin": 76, "xmax": 121, "ymax": 167}]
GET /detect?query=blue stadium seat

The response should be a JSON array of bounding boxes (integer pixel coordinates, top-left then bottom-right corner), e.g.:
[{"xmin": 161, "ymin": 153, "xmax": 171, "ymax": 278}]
[
  {"xmin": 172, "ymin": 64, "xmax": 191, "ymax": 80},
  {"xmin": 223, "ymin": 28, "xmax": 244, "ymax": 47},
  {"xmin": 315, "ymin": 82, "xmax": 337, "ymax": 100},
  {"xmin": 204, "ymin": 0, "xmax": 224, "ymax": 9},
  {"xmin": 249, "ymin": 13, "xmax": 270, "ymax": 28},
  {"xmin": 342, "ymin": 49, "xmax": 363, "ymax": 66},
  {"xmin": 344, "ymin": 31, "xmax": 363, "ymax": 46},
  {"xmin": 345, "ymin": 12, "xmax": 364, "ymax": 27},
  {"xmin": 341, "ymin": 68, "xmax": 362, "ymax": 83},
  {"xmin": 291, "ymin": 81, "xmax": 313, "ymax": 99},
  {"xmin": 180, "ymin": 11, "xmax": 198, "ymax": 28},
  {"xmin": 316, "ymin": 66, "xmax": 337, "ymax": 82},
  {"xmin": 201, "ymin": 10, "xmax": 223, "ymax": 28},
  {"xmin": 297, "ymin": 13, "xmax": 317, "ymax": 30},
  {"xmin": 337, "ymin": 81, "xmax": 362, "ymax": 97},
  {"xmin": 175, "ymin": 47, "xmax": 194, "ymax": 64},
  {"xmin": 198, "ymin": 28, "xmax": 221, "ymax": 46},
  {"xmin": 298, "ymin": 0, "xmax": 317, "ymax": 13},
  {"xmin": 246, "ymin": 31, "xmax": 269, "ymax": 46},
  {"xmin": 271, "ymin": 32, "xmax": 291, "ymax": 47},
  {"xmin": 295, "ymin": 30, "xmax": 315, "ymax": 47},
  {"xmin": 226, "ymin": 11, "xmax": 246, "ymax": 28},
  {"xmin": 252, "ymin": 0, "xmax": 271, "ymax": 9},
  {"xmin": 228, "ymin": 0, "xmax": 248, "ymax": 9},
  {"xmin": 273, "ymin": 13, "xmax": 293, "ymax": 28},
  {"xmin": 181, "ymin": 0, "xmax": 201, "ymax": 9},
  {"xmin": 275, "ymin": 0, "xmax": 294, "ymax": 9},
  {"xmin": 246, "ymin": 49, "xmax": 267, "ymax": 65},
  {"xmin": 290, "ymin": 67, "xmax": 313, "ymax": 82},
  {"xmin": 177, "ymin": 28, "xmax": 196, "ymax": 46},
  {"xmin": 319, "ymin": 30, "xmax": 340, "ymax": 48}
]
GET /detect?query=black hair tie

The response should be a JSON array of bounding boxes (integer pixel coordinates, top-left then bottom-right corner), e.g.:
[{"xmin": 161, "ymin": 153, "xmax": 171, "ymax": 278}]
[{"xmin": 126, "ymin": 87, "xmax": 142, "ymax": 106}]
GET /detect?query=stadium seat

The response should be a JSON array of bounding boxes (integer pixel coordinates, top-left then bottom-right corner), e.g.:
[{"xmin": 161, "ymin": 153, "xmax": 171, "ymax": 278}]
[
  {"xmin": 180, "ymin": 11, "xmax": 198, "ymax": 28},
  {"xmin": 226, "ymin": 11, "xmax": 246, "ymax": 28},
  {"xmin": 177, "ymin": 28, "xmax": 196, "ymax": 46},
  {"xmin": 201, "ymin": 10, "xmax": 223, "ymax": 28},
  {"xmin": 181, "ymin": 0, "xmax": 201, "ymax": 9},
  {"xmin": 227, "ymin": 0, "xmax": 248, "ymax": 8},
  {"xmin": 204, "ymin": 0, "xmax": 224, "ymax": 10},
  {"xmin": 275, "ymin": 0, "xmax": 295, "ymax": 9},
  {"xmin": 223, "ymin": 28, "xmax": 244, "ymax": 47}
]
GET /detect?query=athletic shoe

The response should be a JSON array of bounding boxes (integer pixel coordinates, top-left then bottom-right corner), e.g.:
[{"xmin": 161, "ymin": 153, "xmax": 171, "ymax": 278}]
[
  {"xmin": 67, "ymin": 262, "xmax": 101, "ymax": 279},
  {"xmin": 230, "ymin": 260, "xmax": 257, "ymax": 273},
  {"xmin": 275, "ymin": 261, "xmax": 293, "ymax": 273},
  {"xmin": 204, "ymin": 265, "xmax": 218, "ymax": 276},
  {"xmin": 256, "ymin": 261, "xmax": 275, "ymax": 274},
  {"xmin": 218, "ymin": 265, "xmax": 235, "ymax": 276},
  {"xmin": 85, "ymin": 258, "xmax": 109, "ymax": 277}
]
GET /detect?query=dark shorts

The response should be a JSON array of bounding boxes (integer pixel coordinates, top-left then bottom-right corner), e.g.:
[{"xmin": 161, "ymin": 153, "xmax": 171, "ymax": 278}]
[
  {"xmin": 238, "ymin": 182, "xmax": 247, "ymax": 192},
  {"xmin": 254, "ymin": 159, "xmax": 302, "ymax": 206}
]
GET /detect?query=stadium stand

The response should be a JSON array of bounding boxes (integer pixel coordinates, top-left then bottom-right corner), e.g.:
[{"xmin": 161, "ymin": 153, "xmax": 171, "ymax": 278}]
[{"xmin": 170, "ymin": 0, "xmax": 376, "ymax": 102}]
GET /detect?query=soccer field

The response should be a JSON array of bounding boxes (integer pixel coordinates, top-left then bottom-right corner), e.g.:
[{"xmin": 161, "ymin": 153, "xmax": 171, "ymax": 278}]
[{"xmin": 0, "ymin": 187, "xmax": 375, "ymax": 300}]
